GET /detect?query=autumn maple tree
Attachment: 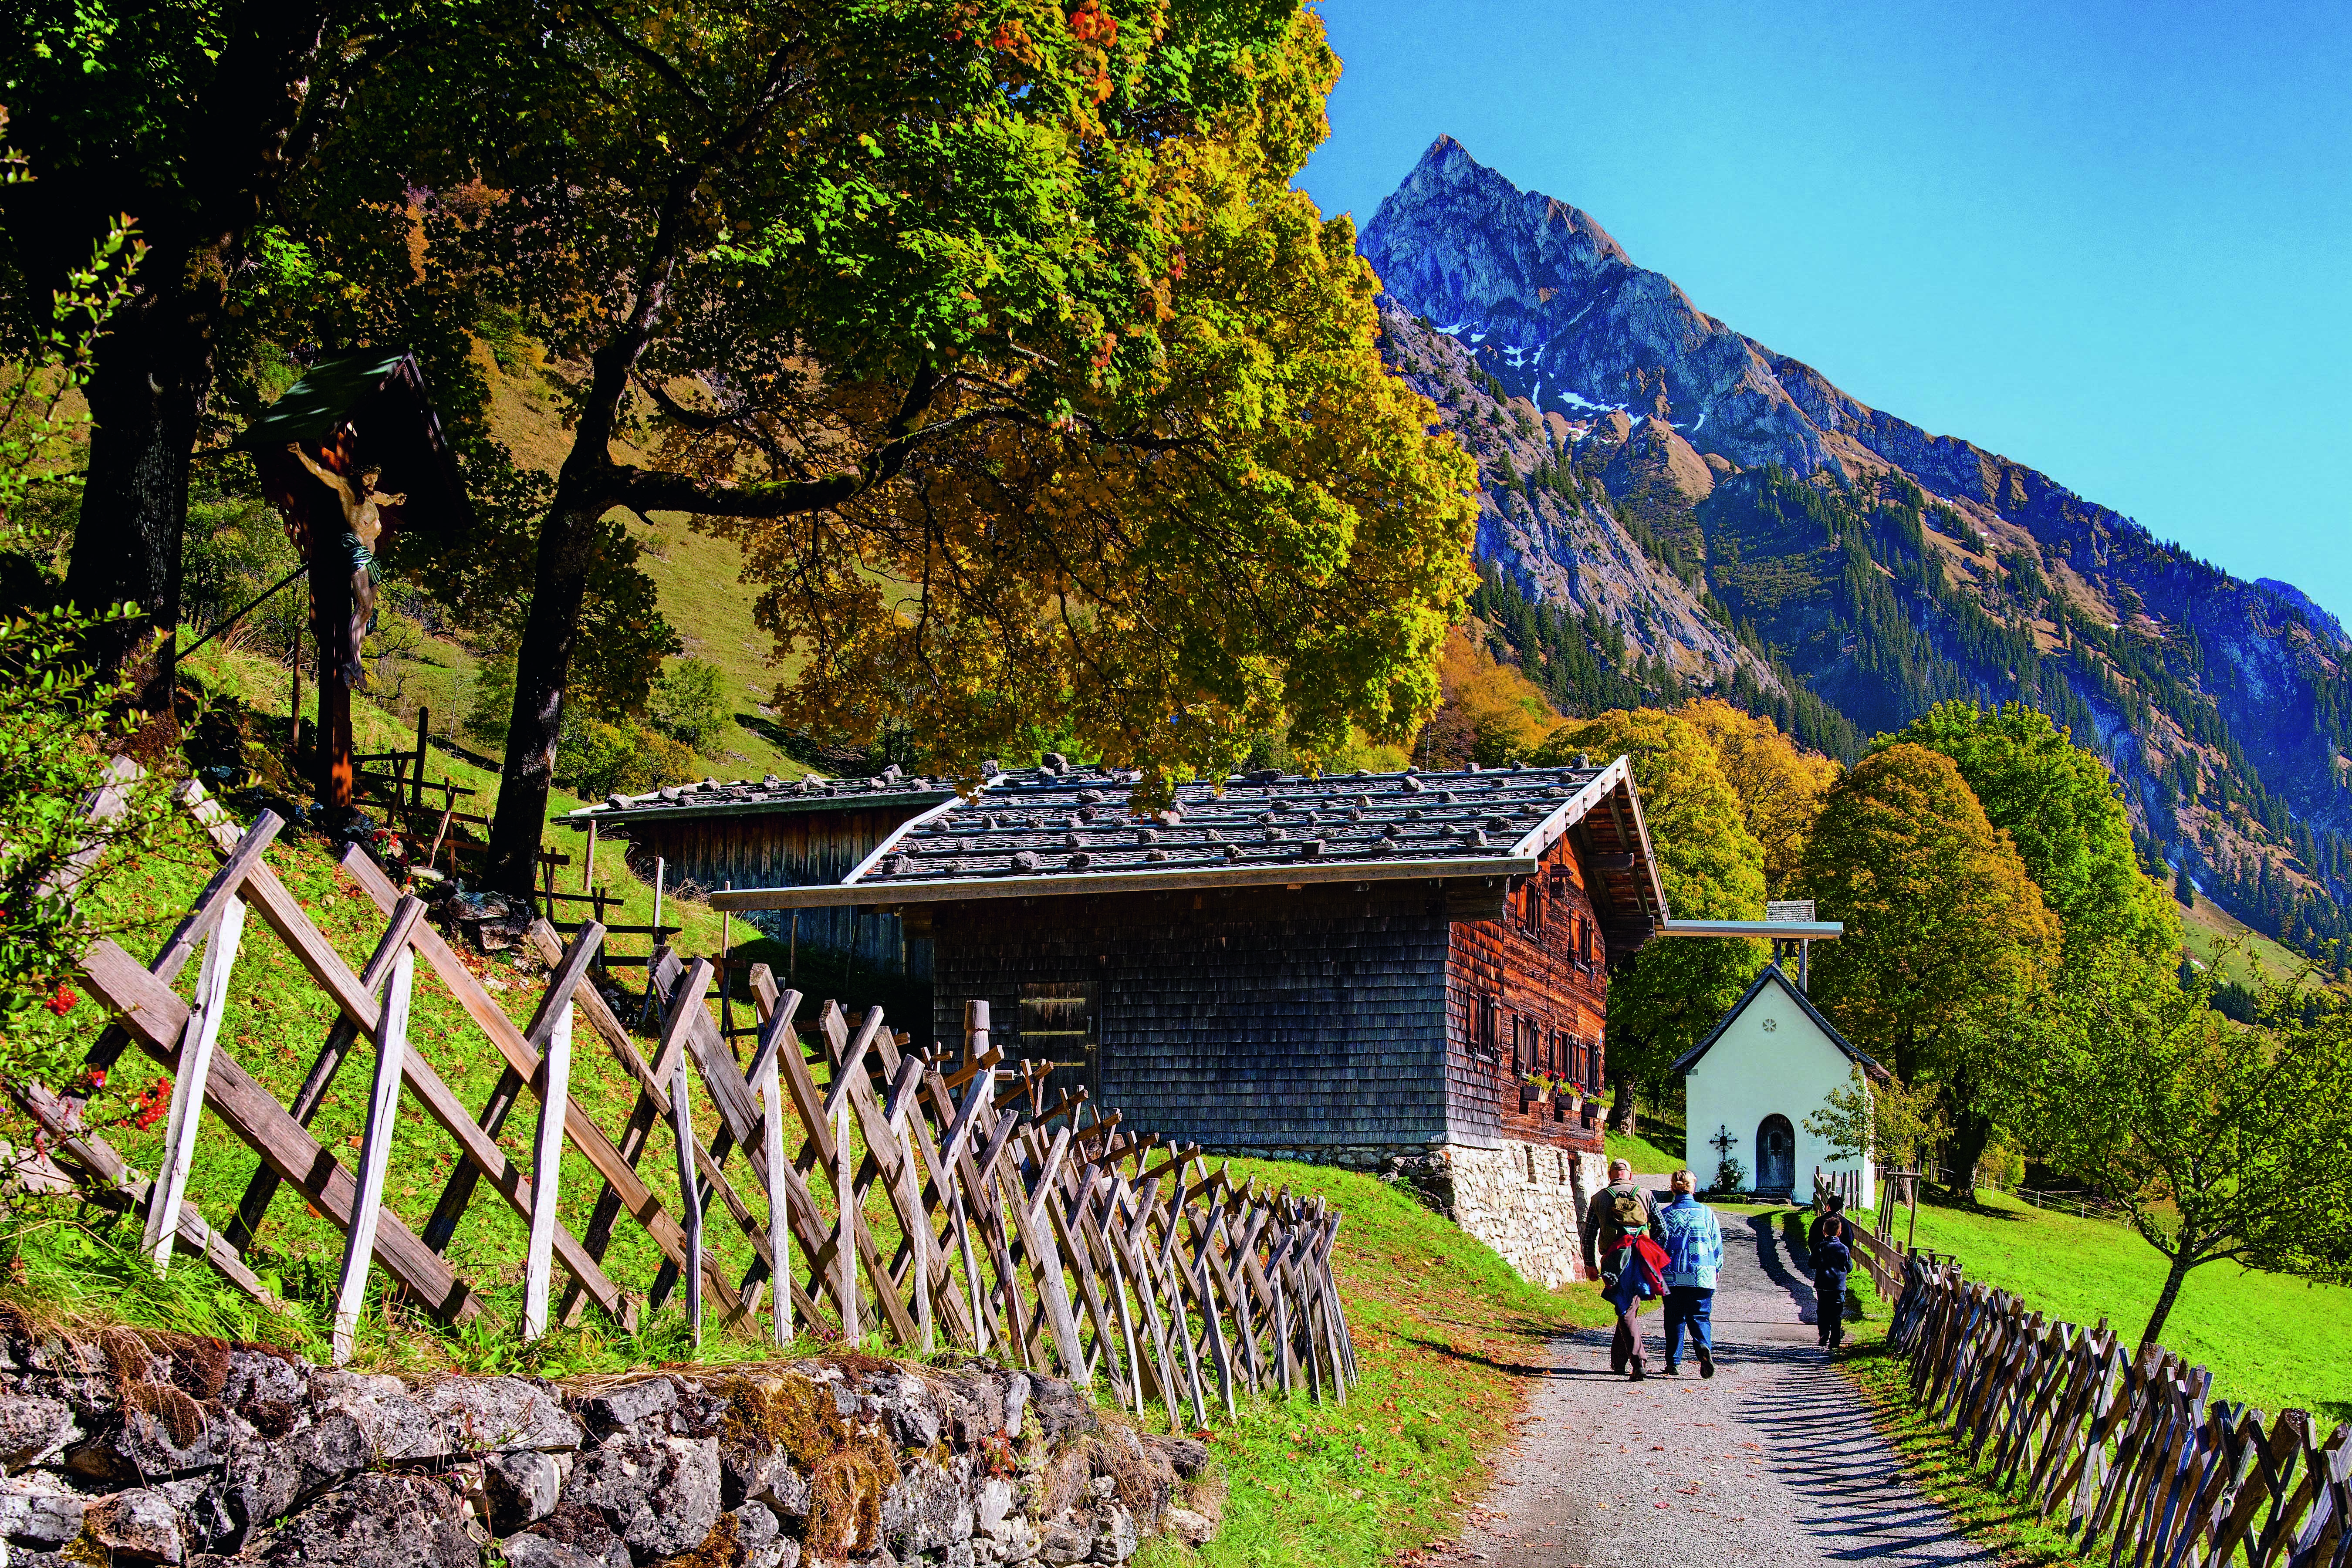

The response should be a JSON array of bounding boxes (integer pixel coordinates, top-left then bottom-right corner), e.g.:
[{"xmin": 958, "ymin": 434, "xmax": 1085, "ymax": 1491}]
[
  {"xmin": 1537, "ymin": 708, "xmax": 1768, "ymax": 1132},
  {"xmin": 320, "ymin": 0, "xmax": 1467, "ymax": 890},
  {"xmin": 1800, "ymin": 742, "xmax": 2061, "ymax": 1196},
  {"xmin": 1680, "ymin": 697, "xmax": 1839, "ymax": 898}
]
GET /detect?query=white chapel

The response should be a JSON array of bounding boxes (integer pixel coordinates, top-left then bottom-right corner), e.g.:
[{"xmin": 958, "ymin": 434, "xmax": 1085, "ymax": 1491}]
[{"xmin": 1673, "ymin": 963, "xmax": 1888, "ymax": 1203}]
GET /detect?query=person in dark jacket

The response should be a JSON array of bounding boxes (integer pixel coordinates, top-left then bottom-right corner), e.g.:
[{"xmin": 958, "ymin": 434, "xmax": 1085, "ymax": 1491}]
[
  {"xmin": 1812, "ymin": 1216, "xmax": 1853, "ymax": 1351},
  {"xmin": 1582, "ymin": 1159, "xmax": 1663, "ymax": 1378},
  {"xmin": 1806, "ymin": 1193, "xmax": 1848, "ymax": 1259}
]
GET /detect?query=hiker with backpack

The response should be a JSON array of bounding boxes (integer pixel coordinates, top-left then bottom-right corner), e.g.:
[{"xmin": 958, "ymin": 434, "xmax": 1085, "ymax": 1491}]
[
  {"xmin": 1656, "ymin": 1169, "xmax": 1722, "ymax": 1377},
  {"xmin": 1811, "ymin": 1214, "xmax": 1854, "ymax": 1352},
  {"xmin": 1582, "ymin": 1158, "xmax": 1666, "ymax": 1379}
]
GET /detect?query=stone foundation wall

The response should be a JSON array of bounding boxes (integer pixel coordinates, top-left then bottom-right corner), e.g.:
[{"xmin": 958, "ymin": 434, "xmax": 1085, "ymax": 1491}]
[
  {"xmin": 1211, "ymin": 1139, "xmax": 1606, "ymax": 1289},
  {"xmin": 1439, "ymin": 1141, "xmax": 1607, "ymax": 1288},
  {"xmin": 0, "ymin": 1326, "xmax": 1214, "ymax": 1568}
]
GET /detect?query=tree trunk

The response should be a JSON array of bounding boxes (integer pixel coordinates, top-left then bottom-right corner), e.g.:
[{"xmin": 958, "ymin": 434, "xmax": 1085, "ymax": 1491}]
[
  {"xmin": 2141, "ymin": 1246, "xmax": 2197, "ymax": 1347},
  {"xmin": 1943, "ymin": 1107, "xmax": 1995, "ymax": 1205},
  {"xmin": 63, "ymin": 301, "xmax": 208, "ymax": 713},
  {"xmin": 483, "ymin": 498, "xmax": 602, "ymax": 893},
  {"xmin": 1605, "ymin": 1068, "xmax": 1637, "ymax": 1136},
  {"xmin": 52, "ymin": 2, "xmax": 330, "ymax": 711}
]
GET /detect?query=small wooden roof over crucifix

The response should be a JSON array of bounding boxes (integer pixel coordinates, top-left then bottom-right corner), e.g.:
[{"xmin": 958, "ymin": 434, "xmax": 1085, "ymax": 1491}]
[{"xmin": 237, "ymin": 349, "xmax": 476, "ymax": 546}]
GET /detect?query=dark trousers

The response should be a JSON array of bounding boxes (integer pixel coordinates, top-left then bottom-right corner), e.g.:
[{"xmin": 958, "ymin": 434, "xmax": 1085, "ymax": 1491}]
[
  {"xmin": 1816, "ymin": 1272, "xmax": 1848, "ymax": 1346},
  {"xmin": 1603, "ymin": 1268, "xmax": 1648, "ymax": 1371},
  {"xmin": 1611, "ymin": 1307, "xmax": 1645, "ymax": 1371},
  {"xmin": 1664, "ymin": 1286, "xmax": 1713, "ymax": 1364}
]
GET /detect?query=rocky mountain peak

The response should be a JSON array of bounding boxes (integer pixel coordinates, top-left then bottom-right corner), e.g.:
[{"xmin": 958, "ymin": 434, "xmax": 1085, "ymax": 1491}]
[{"xmin": 1361, "ymin": 138, "xmax": 2352, "ymax": 960}]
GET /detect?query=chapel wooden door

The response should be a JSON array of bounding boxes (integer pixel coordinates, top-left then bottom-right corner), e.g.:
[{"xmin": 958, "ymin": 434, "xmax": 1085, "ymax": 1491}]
[{"xmin": 1756, "ymin": 1114, "xmax": 1795, "ymax": 1195}]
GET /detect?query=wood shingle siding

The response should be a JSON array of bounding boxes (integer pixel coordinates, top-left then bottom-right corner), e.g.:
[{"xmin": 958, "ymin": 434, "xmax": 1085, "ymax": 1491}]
[
  {"xmin": 573, "ymin": 777, "xmax": 952, "ymax": 979},
  {"xmin": 930, "ymin": 882, "xmax": 1456, "ymax": 1152}
]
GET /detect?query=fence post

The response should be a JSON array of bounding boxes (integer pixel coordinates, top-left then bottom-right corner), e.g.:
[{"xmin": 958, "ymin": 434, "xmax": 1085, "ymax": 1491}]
[
  {"xmin": 670, "ymin": 1050, "xmax": 703, "ymax": 1349},
  {"xmin": 333, "ymin": 946, "xmax": 415, "ymax": 1365},
  {"xmin": 144, "ymin": 897, "xmax": 249, "ymax": 1273},
  {"xmin": 760, "ymin": 1043, "xmax": 792, "ymax": 1350},
  {"xmin": 521, "ymin": 994, "xmax": 573, "ymax": 1341},
  {"xmin": 412, "ymin": 706, "xmax": 429, "ymax": 811}
]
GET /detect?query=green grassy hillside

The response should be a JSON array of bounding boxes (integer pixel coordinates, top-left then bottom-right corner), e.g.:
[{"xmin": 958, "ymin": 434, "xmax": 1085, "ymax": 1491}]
[
  {"xmin": 1894, "ymin": 1191, "xmax": 2352, "ymax": 1424},
  {"xmin": 2180, "ymin": 886, "xmax": 2326, "ymax": 991}
]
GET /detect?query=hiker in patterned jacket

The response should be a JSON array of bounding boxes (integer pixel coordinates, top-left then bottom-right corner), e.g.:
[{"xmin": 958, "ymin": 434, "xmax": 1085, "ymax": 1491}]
[
  {"xmin": 1582, "ymin": 1159, "xmax": 1665, "ymax": 1379},
  {"xmin": 1656, "ymin": 1169, "xmax": 1722, "ymax": 1378}
]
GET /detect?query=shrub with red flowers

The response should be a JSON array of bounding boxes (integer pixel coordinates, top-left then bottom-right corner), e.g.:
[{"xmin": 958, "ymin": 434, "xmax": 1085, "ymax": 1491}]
[
  {"xmin": 0, "ymin": 607, "xmax": 172, "ymax": 1086},
  {"xmin": 126, "ymin": 1078, "xmax": 171, "ymax": 1133}
]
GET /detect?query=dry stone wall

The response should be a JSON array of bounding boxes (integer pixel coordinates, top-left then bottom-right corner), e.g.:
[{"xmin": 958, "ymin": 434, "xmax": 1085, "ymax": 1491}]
[
  {"xmin": 0, "ymin": 1325, "xmax": 1213, "ymax": 1568},
  {"xmin": 1438, "ymin": 1141, "xmax": 1607, "ymax": 1288}
]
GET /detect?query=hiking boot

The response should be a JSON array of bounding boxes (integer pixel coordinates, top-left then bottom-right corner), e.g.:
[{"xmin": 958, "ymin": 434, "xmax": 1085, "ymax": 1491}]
[
  {"xmin": 1696, "ymin": 1343, "xmax": 1716, "ymax": 1379},
  {"xmin": 1629, "ymin": 1359, "xmax": 1646, "ymax": 1382},
  {"xmin": 1661, "ymin": 1362, "xmax": 1680, "ymax": 1376}
]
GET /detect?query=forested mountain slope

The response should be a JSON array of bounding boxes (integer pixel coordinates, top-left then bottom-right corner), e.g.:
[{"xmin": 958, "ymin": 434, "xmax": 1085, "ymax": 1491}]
[{"xmin": 1362, "ymin": 137, "xmax": 2352, "ymax": 958}]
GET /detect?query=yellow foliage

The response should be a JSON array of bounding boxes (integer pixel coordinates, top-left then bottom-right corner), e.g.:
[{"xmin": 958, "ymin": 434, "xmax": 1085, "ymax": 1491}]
[
  {"xmin": 716, "ymin": 14, "xmax": 1479, "ymax": 803},
  {"xmin": 1416, "ymin": 626, "xmax": 1560, "ymax": 768},
  {"xmin": 1679, "ymin": 698, "xmax": 1841, "ymax": 897}
]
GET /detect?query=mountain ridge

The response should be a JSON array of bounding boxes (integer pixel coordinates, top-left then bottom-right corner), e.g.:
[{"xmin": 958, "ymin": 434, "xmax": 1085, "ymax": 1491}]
[{"xmin": 1360, "ymin": 136, "xmax": 2352, "ymax": 961}]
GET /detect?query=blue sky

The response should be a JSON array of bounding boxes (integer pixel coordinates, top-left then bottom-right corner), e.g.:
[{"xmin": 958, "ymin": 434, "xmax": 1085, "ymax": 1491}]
[{"xmin": 1298, "ymin": 0, "xmax": 2352, "ymax": 618}]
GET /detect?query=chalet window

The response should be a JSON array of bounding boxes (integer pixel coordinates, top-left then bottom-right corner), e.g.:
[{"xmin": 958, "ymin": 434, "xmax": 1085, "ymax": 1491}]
[
  {"xmin": 1512, "ymin": 1016, "xmax": 1528, "ymax": 1075},
  {"xmin": 1477, "ymin": 996, "xmax": 1500, "ymax": 1062}
]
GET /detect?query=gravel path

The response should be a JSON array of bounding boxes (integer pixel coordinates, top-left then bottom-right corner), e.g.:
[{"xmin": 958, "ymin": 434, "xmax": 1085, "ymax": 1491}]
[{"xmin": 1432, "ymin": 1188, "xmax": 1987, "ymax": 1566}]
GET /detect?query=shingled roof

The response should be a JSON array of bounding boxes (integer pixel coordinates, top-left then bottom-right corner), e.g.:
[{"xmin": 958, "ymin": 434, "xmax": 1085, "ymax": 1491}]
[
  {"xmin": 563, "ymin": 767, "xmax": 958, "ymax": 828},
  {"xmin": 707, "ymin": 757, "xmax": 1669, "ymax": 933}
]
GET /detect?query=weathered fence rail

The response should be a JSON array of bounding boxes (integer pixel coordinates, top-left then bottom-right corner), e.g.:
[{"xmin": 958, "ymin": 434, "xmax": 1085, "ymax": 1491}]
[
  {"xmin": 53, "ymin": 804, "xmax": 1354, "ymax": 1425},
  {"xmin": 1886, "ymin": 1254, "xmax": 2352, "ymax": 1568}
]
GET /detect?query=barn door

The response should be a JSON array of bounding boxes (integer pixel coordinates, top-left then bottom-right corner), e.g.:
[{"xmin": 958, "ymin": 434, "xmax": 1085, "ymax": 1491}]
[{"xmin": 1018, "ymin": 981, "xmax": 1099, "ymax": 1103}]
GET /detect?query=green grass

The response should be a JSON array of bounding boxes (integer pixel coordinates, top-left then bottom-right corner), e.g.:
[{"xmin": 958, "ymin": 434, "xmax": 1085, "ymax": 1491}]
[
  {"xmin": 1140, "ymin": 1161, "xmax": 1612, "ymax": 1568},
  {"xmin": 1893, "ymin": 1190, "xmax": 2352, "ymax": 1424},
  {"xmin": 179, "ymin": 639, "xmax": 735, "ymax": 961},
  {"xmin": 1604, "ymin": 1102, "xmax": 1686, "ymax": 1174},
  {"xmin": 2180, "ymin": 888, "xmax": 2327, "ymax": 992}
]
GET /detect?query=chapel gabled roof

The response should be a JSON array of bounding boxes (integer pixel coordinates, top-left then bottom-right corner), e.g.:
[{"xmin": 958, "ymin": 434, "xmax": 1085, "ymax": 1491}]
[
  {"xmin": 706, "ymin": 755, "xmax": 1669, "ymax": 924},
  {"xmin": 1670, "ymin": 963, "xmax": 1890, "ymax": 1081}
]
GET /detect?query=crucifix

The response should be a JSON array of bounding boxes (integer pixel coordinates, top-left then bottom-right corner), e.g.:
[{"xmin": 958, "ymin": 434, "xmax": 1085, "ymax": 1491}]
[{"xmin": 240, "ymin": 351, "xmax": 473, "ymax": 814}]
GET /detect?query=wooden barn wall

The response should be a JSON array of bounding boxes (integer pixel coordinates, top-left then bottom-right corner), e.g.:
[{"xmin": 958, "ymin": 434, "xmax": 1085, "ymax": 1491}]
[
  {"xmin": 621, "ymin": 807, "xmax": 935, "ymax": 980},
  {"xmin": 929, "ymin": 882, "xmax": 1453, "ymax": 1151},
  {"xmin": 1443, "ymin": 836, "xmax": 1610, "ymax": 1155}
]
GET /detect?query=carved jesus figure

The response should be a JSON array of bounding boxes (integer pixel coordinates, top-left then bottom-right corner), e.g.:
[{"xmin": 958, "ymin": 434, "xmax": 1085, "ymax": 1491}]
[{"xmin": 288, "ymin": 437, "xmax": 406, "ymax": 688}]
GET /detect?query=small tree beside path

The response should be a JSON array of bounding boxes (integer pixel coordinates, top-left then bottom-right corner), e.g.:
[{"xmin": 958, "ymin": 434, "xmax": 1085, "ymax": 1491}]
[{"xmin": 2030, "ymin": 954, "xmax": 2352, "ymax": 1345}]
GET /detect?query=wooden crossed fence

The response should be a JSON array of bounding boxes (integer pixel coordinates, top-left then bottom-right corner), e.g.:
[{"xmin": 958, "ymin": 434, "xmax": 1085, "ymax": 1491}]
[
  {"xmin": 46, "ymin": 804, "xmax": 1355, "ymax": 1423},
  {"xmin": 1887, "ymin": 1254, "xmax": 2352, "ymax": 1568}
]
